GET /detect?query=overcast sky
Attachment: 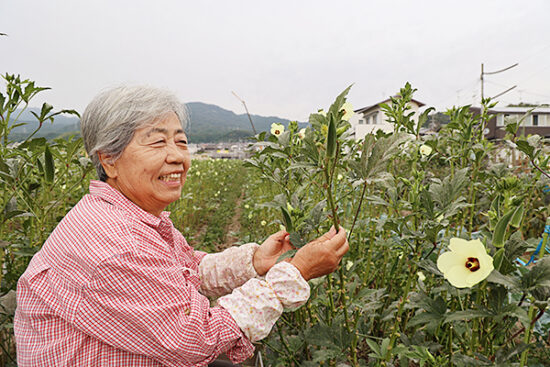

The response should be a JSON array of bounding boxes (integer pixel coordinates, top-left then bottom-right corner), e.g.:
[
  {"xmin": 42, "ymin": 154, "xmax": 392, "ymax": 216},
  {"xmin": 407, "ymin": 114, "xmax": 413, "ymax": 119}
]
[{"xmin": 1, "ymin": 0, "xmax": 549, "ymax": 121}]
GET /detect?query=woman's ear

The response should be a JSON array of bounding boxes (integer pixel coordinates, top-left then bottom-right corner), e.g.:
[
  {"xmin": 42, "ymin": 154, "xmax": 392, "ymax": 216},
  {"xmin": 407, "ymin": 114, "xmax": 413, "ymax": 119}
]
[{"xmin": 97, "ymin": 152, "xmax": 118, "ymax": 179}]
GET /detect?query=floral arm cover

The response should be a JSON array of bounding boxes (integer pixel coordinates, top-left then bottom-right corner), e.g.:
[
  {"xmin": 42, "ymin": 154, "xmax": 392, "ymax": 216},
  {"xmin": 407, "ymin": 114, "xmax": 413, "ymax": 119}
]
[{"xmin": 198, "ymin": 244, "xmax": 310, "ymax": 342}]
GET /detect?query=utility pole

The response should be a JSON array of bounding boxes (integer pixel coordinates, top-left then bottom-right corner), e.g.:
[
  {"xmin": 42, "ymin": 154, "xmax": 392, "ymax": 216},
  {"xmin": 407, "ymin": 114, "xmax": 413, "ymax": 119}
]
[
  {"xmin": 480, "ymin": 62, "xmax": 519, "ymax": 104},
  {"xmin": 480, "ymin": 62, "xmax": 519, "ymax": 165}
]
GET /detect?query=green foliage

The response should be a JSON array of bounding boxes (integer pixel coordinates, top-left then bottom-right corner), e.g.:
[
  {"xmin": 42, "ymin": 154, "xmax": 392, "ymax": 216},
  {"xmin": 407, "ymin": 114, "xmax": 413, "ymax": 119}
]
[
  {"xmin": 243, "ymin": 85, "xmax": 550, "ymax": 366},
  {"xmin": 2, "ymin": 74, "xmax": 550, "ymax": 366},
  {"xmin": 0, "ymin": 74, "xmax": 92, "ymax": 364}
]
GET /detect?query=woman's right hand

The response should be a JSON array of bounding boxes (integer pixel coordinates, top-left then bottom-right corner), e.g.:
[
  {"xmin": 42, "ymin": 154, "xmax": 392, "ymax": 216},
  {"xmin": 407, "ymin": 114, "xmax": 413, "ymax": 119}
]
[{"xmin": 290, "ymin": 226, "xmax": 349, "ymax": 281}]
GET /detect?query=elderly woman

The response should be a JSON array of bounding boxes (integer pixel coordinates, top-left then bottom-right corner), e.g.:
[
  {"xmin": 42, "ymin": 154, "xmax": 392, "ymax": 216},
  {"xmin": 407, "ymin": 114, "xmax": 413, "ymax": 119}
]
[{"xmin": 14, "ymin": 86, "xmax": 348, "ymax": 366}]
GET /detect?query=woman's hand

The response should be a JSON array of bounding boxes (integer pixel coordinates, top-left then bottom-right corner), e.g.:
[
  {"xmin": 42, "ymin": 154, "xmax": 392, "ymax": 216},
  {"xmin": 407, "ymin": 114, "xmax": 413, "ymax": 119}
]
[
  {"xmin": 253, "ymin": 230, "xmax": 294, "ymax": 276},
  {"xmin": 290, "ymin": 227, "xmax": 349, "ymax": 281}
]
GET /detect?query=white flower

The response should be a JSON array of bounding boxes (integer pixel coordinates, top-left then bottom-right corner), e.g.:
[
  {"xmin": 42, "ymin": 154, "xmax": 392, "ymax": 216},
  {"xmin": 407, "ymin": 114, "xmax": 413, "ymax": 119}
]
[
  {"xmin": 298, "ymin": 128, "xmax": 306, "ymax": 140},
  {"xmin": 437, "ymin": 238, "xmax": 494, "ymax": 288},
  {"xmin": 419, "ymin": 144, "xmax": 433, "ymax": 157},
  {"xmin": 318, "ymin": 109, "xmax": 327, "ymax": 117},
  {"xmin": 279, "ymin": 224, "xmax": 286, "ymax": 232},
  {"xmin": 340, "ymin": 102, "xmax": 354, "ymax": 121},
  {"xmin": 337, "ymin": 174, "xmax": 343, "ymax": 181},
  {"xmin": 417, "ymin": 271, "xmax": 426, "ymax": 282},
  {"xmin": 270, "ymin": 123, "xmax": 285, "ymax": 136},
  {"xmin": 261, "ymin": 220, "xmax": 267, "ymax": 226},
  {"xmin": 244, "ymin": 204, "xmax": 250, "ymax": 209},
  {"xmin": 248, "ymin": 213, "xmax": 253, "ymax": 219},
  {"xmin": 345, "ymin": 261, "xmax": 354, "ymax": 271}
]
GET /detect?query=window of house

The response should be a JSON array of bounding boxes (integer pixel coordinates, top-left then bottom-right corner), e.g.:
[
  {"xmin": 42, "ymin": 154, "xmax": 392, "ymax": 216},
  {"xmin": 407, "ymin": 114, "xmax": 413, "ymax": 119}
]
[
  {"xmin": 497, "ymin": 115, "xmax": 505, "ymax": 127},
  {"xmin": 533, "ymin": 114, "xmax": 539, "ymax": 126},
  {"xmin": 359, "ymin": 119, "xmax": 365, "ymax": 125}
]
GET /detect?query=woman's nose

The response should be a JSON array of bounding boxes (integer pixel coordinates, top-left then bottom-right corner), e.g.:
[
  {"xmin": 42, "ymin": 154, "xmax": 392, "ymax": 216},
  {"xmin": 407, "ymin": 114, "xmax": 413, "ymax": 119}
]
[{"xmin": 166, "ymin": 142, "xmax": 186, "ymax": 163}]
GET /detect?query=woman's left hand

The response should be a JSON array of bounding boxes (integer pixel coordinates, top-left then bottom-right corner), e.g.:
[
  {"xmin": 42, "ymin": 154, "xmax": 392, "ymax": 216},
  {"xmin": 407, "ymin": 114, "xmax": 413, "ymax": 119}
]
[{"xmin": 253, "ymin": 230, "xmax": 294, "ymax": 276}]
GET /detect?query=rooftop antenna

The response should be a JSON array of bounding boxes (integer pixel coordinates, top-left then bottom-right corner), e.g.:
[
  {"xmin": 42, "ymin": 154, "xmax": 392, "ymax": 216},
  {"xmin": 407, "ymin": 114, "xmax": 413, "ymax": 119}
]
[{"xmin": 231, "ymin": 91, "xmax": 257, "ymax": 135}]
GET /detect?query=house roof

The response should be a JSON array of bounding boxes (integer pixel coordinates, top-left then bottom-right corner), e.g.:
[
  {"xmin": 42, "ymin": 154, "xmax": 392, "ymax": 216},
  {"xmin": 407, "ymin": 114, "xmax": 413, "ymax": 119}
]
[
  {"xmin": 354, "ymin": 97, "xmax": 426, "ymax": 114},
  {"xmin": 487, "ymin": 106, "xmax": 550, "ymax": 115}
]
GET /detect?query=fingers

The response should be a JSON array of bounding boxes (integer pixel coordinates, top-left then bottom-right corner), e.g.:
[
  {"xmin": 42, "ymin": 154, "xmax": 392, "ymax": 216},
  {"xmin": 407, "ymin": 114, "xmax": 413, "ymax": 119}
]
[
  {"xmin": 268, "ymin": 230, "xmax": 289, "ymax": 241},
  {"xmin": 316, "ymin": 226, "xmax": 337, "ymax": 242},
  {"xmin": 335, "ymin": 238, "xmax": 349, "ymax": 257},
  {"xmin": 323, "ymin": 227, "xmax": 347, "ymax": 251}
]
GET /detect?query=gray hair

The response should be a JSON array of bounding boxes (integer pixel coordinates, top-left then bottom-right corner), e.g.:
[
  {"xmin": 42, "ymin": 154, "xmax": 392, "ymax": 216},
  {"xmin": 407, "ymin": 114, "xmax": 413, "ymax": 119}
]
[{"xmin": 80, "ymin": 85, "xmax": 188, "ymax": 181}]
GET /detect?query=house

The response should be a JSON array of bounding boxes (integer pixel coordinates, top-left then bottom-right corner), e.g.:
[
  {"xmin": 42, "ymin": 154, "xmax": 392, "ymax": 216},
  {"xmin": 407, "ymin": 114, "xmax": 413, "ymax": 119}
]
[
  {"xmin": 470, "ymin": 106, "xmax": 550, "ymax": 140},
  {"xmin": 349, "ymin": 98, "xmax": 425, "ymax": 140}
]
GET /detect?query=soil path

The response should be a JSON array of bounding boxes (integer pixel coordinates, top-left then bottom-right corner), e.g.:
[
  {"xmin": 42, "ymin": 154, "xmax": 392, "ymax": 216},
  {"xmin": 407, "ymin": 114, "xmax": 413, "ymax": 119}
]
[{"xmin": 218, "ymin": 191, "xmax": 244, "ymax": 251}]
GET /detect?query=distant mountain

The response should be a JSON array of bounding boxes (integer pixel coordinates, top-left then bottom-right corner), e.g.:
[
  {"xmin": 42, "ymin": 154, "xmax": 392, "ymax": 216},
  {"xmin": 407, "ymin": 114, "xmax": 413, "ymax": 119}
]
[
  {"xmin": 7, "ymin": 108, "xmax": 81, "ymax": 141},
  {"xmin": 185, "ymin": 102, "xmax": 303, "ymax": 142},
  {"xmin": 8, "ymin": 103, "xmax": 301, "ymax": 143}
]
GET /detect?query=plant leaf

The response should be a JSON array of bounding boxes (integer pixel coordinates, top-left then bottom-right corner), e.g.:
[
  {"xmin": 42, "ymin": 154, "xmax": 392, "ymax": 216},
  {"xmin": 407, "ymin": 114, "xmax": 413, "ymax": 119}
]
[
  {"xmin": 492, "ymin": 208, "xmax": 515, "ymax": 248},
  {"xmin": 44, "ymin": 146, "xmax": 54, "ymax": 183}
]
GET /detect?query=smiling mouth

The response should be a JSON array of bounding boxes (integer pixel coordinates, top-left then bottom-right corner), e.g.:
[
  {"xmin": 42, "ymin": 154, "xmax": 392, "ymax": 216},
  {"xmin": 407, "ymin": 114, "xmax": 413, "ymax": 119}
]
[{"xmin": 159, "ymin": 173, "xmax": 182, "ymax": 182}]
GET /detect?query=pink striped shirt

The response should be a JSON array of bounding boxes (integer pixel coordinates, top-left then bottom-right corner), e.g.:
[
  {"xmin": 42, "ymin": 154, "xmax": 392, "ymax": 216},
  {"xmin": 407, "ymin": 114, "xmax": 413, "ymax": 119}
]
[{"xmin": 15, "ymin": 181, "xmax": 264, "ymax": 366}]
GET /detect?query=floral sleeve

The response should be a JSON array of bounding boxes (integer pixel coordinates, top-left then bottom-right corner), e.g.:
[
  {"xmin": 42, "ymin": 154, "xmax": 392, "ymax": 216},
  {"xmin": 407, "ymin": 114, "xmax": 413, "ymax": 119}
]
[
  {"xmin": 217, "ymin": 261, "xmax": 310, "ymax": 342},
  {"xmin": 198, "ymin": 243, "xmax": 260, "ymax": 298}
]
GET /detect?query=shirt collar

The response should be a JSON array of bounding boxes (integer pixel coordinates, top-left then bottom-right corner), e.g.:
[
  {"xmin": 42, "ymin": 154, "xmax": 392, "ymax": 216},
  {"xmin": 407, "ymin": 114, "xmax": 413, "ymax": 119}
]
[{"xmin": 89, "ymin": 180, "xmax": 171, "ymax": 227}]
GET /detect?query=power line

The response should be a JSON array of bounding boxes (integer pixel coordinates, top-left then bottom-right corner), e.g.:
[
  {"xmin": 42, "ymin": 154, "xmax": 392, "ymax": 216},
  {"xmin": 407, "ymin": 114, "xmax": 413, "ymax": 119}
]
[{"xmin": 480, "ymin": 62, "xmax": 518, "ymax": 103}]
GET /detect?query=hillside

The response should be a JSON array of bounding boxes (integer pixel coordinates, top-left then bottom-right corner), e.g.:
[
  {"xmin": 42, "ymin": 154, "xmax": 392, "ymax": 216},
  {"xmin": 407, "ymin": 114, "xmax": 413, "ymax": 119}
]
[
  {"xmin": 8, "ymin": 103, "xmax": 299, "ymax": 143},
  {"xmin": 185, "ymin": 102, "xmax": 296, "ymax": 142}
]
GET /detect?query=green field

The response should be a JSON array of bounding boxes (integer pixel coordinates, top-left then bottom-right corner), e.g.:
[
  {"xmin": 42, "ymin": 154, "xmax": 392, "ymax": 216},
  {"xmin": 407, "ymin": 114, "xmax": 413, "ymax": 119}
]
[{"xmin": 3, "ymin": 76, "xmax": 550, "ymax": 366}]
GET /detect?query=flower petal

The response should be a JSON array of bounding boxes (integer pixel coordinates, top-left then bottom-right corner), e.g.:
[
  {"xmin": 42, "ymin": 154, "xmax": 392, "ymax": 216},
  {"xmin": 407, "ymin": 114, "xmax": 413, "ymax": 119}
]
[
  {"xmin": 437, "ymin": 251, "xmax": 465, "ymax": 273},
  {"xmin": 448, "ymin": 238, "xmax": 472, "ymax": 254},
  {"xmin": 467, "ymin": 239, "xmax": 488, "ymax": 257},
  {"xmin": 445, "ymin": 264, "xmax": 472, "ymax": 288}
]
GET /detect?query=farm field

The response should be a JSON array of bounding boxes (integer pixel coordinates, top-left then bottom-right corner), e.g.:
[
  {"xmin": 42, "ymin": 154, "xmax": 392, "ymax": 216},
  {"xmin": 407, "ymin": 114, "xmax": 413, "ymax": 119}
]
[{"xmin": 3, "ymin": 77, "xmax": 550, "ymax": 366}]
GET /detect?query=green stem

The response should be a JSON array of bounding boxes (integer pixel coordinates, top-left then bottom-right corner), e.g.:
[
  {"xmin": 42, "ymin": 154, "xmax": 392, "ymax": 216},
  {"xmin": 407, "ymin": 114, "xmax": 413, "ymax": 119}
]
[
  {"xmin": 348, "ymin": 181, "xmax": 367, "ymax": 241},
  {"xmin": 537, "ymin": 217, "xmax": 550, "ymax": 262},
  {"xmin": 520, "ymin": 303, "xmax": 536, "ymax": 367},
  {"xmin": 324, "ymin": 157, "xmax": 340, "ymax": 231},
  {"xmin": 387, "ymin": 259, "xmax": 417, "ymax": 360},
  {"xmin": 276, "ymin": 322, "xmax": 300, "ymax": 365},
  {"xmin": 326, "ymin": 274, "xmax": 336, "ymax": 325}
]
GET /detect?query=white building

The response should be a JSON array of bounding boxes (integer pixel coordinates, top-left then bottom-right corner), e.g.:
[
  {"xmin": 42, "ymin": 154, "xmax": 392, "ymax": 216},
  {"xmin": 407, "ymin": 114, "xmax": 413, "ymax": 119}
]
[{"xmin": 349, "ymin": 98, "xmax": 425, "ymax": 140}]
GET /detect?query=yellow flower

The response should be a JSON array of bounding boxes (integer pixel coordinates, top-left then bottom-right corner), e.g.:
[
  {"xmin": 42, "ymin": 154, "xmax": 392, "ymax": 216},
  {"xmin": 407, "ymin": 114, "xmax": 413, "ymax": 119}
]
[
  {"xmin": 321, "ymin": 124, "xmax": 329, "ymax": 137},
  {"xmin": 318, "ymin": 109, "xmax": 327, "ymax": 117},
  {"xmin": 270, "ymin": 123, "xmax": 285, "ymax": 136},
  {"xmin": 340, "ymin": 102, "xmax": 354, "ymax": 121},
  {"xmin": 437, "ymin": 238, "xmax": 494, "ymax": 288},
  {"xmin": 298, "ymin": 128, "xmax": 306, "ymax": 140},
  {"xmin": 337, "ymin": 174, "xmax": 343, "ymax": 180},
  {"xmin": 417, "ymin": 271, "xmax": 426, "ymax": 282},
  {"xmin": 419, "ymin": 144, "xmax": 433, "ymax": 157},
  {"xmin": 244, "ymin": 204, "xmax": 250, "ymax": 209},
  {"xmin": 261, "ymin": 220, "xmax": 267, "ymax": 226}
]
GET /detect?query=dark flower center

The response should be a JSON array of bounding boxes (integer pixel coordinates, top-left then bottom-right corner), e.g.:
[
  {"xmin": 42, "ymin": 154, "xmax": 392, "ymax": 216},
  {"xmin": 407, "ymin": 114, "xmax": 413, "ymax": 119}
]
[
  {"xmin": 465, "ymin": 257, "xmax": 480, "ymax": 272},
  {"xmin": 274, "ymin": 130, "xmax": 281, "ymax": 135}
]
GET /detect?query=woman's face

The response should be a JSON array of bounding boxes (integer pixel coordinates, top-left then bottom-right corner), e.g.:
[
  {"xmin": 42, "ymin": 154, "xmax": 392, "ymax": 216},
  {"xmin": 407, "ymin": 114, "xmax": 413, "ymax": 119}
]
[{"xmin": 103, "ymin": 112, "xmax": 191, "ymax": 216}]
